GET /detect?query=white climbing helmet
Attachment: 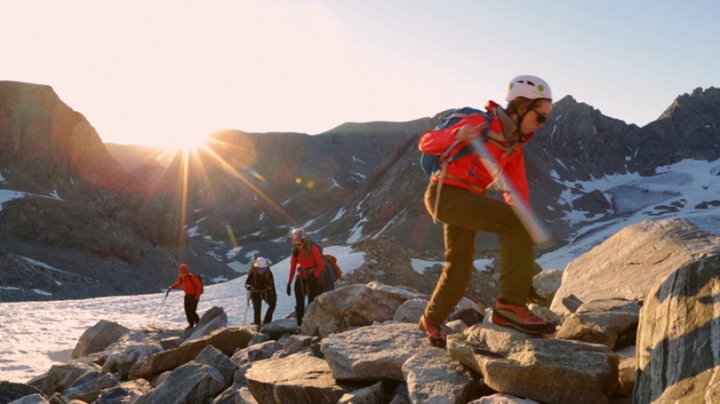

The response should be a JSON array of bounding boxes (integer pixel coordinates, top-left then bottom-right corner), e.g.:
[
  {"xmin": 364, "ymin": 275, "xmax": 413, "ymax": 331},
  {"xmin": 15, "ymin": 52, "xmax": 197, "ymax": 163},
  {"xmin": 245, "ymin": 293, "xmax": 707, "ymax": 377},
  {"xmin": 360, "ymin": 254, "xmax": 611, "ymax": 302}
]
[
  {"xmin": 505, "ymin": 75, "xmax": 552, "ymax": 101},
  {"xmin": 291, "ymin": 228, "xmax": 306, "ymax": 242},
  {"xmin": 255, "ymin": 257, "xmax": 269, "ymax": 268}
]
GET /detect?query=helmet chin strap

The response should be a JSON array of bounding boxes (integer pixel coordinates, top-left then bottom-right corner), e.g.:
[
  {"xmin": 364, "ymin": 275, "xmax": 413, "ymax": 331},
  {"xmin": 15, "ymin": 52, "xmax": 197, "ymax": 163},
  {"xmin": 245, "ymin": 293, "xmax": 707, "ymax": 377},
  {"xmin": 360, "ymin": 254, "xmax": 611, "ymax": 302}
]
[{"xmin": 515, "ymin": 99, "xmax": 541, "ymax": 142}]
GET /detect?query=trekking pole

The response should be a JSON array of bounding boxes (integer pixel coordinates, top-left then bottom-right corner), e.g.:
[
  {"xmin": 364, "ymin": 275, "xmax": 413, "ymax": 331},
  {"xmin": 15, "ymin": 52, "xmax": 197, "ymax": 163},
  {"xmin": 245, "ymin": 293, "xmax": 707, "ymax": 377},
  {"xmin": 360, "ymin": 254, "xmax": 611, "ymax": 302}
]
[
  {"xmin": 150, "ymin": 289, "xmax": 171, "ymax": 327},
  {"xmin": 241, "ymin": 288, "xmax": 250, "ymax": 324},
  {"xmin": 469, "ymin": 139, "xmax": 554, "ymax": 245}
]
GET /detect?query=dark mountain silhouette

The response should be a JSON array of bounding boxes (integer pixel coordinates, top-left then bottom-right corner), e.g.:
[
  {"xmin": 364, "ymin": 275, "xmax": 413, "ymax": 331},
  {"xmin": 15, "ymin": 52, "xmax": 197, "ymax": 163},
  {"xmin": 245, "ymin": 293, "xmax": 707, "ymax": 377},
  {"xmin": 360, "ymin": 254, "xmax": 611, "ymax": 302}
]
[{"xmin": 1, "ymin": 80, "xmax": 719, "ymax": 302}]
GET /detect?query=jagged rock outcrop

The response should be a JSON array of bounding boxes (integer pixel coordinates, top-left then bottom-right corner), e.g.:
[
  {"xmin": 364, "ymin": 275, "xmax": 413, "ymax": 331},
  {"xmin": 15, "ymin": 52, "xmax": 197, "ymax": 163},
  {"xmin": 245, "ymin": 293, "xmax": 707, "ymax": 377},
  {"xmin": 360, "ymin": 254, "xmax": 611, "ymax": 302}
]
[
  {"xmin": 0, "ymin": 81, "xmax": 213, "ymax": 301},
  {"xmin": 550, "ymin": 218, "xmax": 720, "ymax": 316},
  {"xmin": 0, "ymin": 81, "xmax": 179, "ymax": 244},
  {"xmin": 633, "ymin": 249, "xmax": 720, "ymax": 402}
]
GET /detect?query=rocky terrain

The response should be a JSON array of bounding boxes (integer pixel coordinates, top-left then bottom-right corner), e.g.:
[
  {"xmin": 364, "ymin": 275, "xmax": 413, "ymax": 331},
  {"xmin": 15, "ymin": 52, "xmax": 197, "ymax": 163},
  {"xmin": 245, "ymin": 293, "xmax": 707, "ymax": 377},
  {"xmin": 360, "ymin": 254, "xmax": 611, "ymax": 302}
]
[{"xmin": 2, "ymin": 218, "xmax": 718, "ymax": 403}]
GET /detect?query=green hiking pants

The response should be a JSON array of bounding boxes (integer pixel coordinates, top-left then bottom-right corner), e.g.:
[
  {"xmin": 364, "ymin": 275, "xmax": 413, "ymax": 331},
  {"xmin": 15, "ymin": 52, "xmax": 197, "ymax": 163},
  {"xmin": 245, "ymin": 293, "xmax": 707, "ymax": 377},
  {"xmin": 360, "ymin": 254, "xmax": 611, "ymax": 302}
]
[{"xmin": 423, "ymin": 181, "xmax": 535, "ymax": 326}]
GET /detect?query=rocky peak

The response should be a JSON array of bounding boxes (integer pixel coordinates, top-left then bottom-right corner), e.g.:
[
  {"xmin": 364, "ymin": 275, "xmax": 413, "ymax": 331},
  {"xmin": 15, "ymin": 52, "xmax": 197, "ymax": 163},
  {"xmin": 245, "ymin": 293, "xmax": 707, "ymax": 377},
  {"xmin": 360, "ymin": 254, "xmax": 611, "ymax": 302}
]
[
  {"xmin": 628, "ymin": 86, "xmax": 720, "ymax": 170},
  {"xmin": 0, "ymin": 81, "xmax": 137, "ymax": 194}
]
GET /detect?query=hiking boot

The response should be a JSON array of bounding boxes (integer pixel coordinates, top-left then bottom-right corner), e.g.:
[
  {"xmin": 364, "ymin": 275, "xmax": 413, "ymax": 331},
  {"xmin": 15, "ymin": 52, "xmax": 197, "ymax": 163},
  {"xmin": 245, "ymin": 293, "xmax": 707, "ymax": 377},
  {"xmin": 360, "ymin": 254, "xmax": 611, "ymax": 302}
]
[
  {"xmin": 491, "ymin": 299, "xmax": 556, "ymax": 335},
  {"xmin": 185, "ymin": 325, "xmax": 194, "ymax": 331},
  {"xmin": 527, "ymin": 285, "xmax": 546, "ymax": 305},
  {"xmin": 418, "ymin": 315, "xmax": 446, "ymax": 348}
]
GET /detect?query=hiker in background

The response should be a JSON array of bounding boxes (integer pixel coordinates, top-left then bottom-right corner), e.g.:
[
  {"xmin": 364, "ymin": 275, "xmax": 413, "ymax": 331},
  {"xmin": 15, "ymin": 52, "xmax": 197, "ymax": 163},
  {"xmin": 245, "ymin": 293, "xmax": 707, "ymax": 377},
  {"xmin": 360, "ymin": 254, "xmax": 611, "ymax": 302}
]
[
  {"xmin": 168, "ymin": 263, "xmax": 203, "ymax": 330},
  {"xmin": 417, "ymin": 75, "xmax": 556, "ymax": 347},
  {"xmin": 286, "ymin": 228, "xmax": 324, "ymax": 326},
  {"xmin": 245, "ymin": 256, "xmax": 277, "ymax": 328}
]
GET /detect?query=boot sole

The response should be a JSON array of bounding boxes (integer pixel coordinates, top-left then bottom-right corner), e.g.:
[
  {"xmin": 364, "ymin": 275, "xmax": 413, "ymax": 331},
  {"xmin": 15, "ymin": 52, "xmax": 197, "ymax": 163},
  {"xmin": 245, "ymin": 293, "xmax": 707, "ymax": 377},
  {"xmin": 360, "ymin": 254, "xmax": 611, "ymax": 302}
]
[{"xmin": 491, "ymin": 313, "xmax": 555, "ymax": 335}]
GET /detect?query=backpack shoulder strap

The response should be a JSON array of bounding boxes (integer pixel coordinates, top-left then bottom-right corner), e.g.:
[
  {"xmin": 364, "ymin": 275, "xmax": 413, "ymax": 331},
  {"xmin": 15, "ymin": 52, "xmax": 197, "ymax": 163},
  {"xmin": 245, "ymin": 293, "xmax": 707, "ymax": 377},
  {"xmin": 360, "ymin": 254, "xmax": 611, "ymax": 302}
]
[
  {"xmin": 445, "ymin": 110, "xmax": 493, "ymax": 163},
  {"xmin": 431, "ymin": 110, "xmax": 493, "ymax": 224}
]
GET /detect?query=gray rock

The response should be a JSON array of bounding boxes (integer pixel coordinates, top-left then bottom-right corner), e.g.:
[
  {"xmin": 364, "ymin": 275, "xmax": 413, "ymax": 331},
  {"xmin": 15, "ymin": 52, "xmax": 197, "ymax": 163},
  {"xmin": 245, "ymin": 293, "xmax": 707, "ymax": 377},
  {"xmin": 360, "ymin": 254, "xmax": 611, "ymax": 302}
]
[
  {"xmin": 337, "ymin": 381, "xmax": 384, "ymax": 404},
  {"xmin": 0, "ymin": 381, "xmax": 45, "ymax": 404},
  {"xmin": 135, "ymin": 362, "xmax": 225, "ymax": 404},
  {"xmin": 551, "ymin": 218, "xmax": 720, "ymax": 317},
  {"xmin": 94, "ymin": 379, "xmax": 152, "ymax": 404},
  {"xmin": 72, "ymin": 320, "xmax": 129, "ymax": 359},
  {"xmin": 301, "ymin": 284, "xmax": 409, "ymax": 338},
  {"xmin": 245, "ymin": 352, "xmax": 345, "ymax": 404},
  {"xmin": 129, "ymin": 326, "xmax": 254, "ymax": 380},
  {"xmin": 634, "ymin": 253, "xmax": 720, "ymax": 403},
  {"xmin": 402, "ymin": 348, "xmax": 477, "ymax": 404},
  {"xmin": 7, "ymin": 393, "xmax": 50, "ymax": 404},
  {"xmin": 555, "ymin": 298, "xmax": 640, "ymax": 349},
  {"xmin": 62, "ymin": 370, "xmax": 119, "ymax": 402},
  {"xmin": 195, "ymin": 345, "xmax": 237, "ymax": 385},
  {"xmin": 321, "ymin": 323, "xmax": 428, "ymax": 381},
  {"xmin": 448, "ymin": 323, "xmax": 618, "ymax": 404}
]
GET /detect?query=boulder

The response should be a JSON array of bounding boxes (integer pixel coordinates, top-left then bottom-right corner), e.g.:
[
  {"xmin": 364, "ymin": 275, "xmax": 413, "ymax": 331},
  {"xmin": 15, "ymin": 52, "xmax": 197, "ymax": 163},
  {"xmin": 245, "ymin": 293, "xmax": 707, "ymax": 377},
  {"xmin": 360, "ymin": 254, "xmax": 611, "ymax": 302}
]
[
  {"xmin": 634, "ymin": 253, "xmax": 720, "ymax": 402},
  {"xmin": 0, "ymin": 381, "xmax": 45, "ymax": 404},
  {"xmin": 135, "ymin": 362, "xmax": 226, "ymax": 404},
  {"xmin": 245, "ymin": 353, "xmax": 345, "ymax": 404},
  {"xmin": 301, "ymin": 284, "xmax": 408, "ymax": 337},
  {"xmin": 402, "ymin": 348, "xmax": 478, "ymax": 403},
  {"xmin": 72, "ymin": 320, "xmax": 129, "ymax": 359},
  {"xmin": 555, "ymin": 298, "xmax": 640, "ymax": 349},
  {"xmin": 448, "ymin": 323, "xmax": 619, "ymax": 404},
  {"xmin": 129, "ymin": 326, "xmax": 254, "ymax": 380},
  {"xmin": 551, "ymin": 218, "xmax": 720, "ymax": 317},
  {"xmin": 321, "ymin": 323, "xmax": 428, "ymax": 381}
]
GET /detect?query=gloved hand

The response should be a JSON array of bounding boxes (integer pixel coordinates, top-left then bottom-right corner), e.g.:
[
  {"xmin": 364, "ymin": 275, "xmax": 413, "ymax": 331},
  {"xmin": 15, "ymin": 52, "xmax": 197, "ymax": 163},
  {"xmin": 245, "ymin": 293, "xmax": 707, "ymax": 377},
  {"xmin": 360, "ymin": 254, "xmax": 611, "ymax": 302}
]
[
  {"xmin": 245, "ymin": 285, "xmax": 251, "ymax": 290},
  {"xmin": 286, "ymin": 284, "xmax": 291, "ymax": 296}
]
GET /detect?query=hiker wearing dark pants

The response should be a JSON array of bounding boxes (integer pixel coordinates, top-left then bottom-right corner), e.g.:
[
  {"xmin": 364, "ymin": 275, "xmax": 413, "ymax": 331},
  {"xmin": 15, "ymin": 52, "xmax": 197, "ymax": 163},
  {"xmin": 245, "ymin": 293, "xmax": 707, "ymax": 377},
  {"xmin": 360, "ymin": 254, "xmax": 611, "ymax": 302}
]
[
  {"xmin": 183, "ymin": 295, "xmax": 200, "ymax": 328},
  {"xmin": 292, "ymin": 273, "xmax": 323, "ymax": 325},
  {"xmin": 245, "ymin": 257, "xmax": 277, "ymax": 327},
  {"xmin": 168, "ymin": 263, "xmax": 203, "ymax": 330},
  {"xmin": 418, "ymin": 75, "xmax": 556, "ymax": 347},
  {"xmin": 286, "ymin": 228, "xmax": 325, "ymax": 326}
]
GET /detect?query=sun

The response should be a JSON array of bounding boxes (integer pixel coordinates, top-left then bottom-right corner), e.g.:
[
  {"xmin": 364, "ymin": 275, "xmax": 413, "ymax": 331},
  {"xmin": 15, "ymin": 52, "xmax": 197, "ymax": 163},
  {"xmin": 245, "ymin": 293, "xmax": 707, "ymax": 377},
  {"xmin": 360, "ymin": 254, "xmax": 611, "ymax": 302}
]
[{"xmin": 165, "ymin": 135, "xmax": 209, "ymax": 153}]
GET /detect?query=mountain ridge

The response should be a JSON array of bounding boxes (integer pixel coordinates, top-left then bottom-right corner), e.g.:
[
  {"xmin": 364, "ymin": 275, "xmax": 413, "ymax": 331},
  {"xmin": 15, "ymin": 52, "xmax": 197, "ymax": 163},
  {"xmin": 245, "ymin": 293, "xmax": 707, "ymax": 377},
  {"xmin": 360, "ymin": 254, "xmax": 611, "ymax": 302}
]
[{"xmin": 1, "ymin": 80, "xmax": 718, "ymax": 302}]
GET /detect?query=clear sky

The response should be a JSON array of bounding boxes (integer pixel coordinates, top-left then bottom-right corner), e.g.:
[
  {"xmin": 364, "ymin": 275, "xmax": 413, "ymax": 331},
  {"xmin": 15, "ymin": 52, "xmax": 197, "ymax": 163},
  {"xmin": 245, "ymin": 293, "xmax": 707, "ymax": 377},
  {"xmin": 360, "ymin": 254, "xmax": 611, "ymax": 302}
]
[{"xmin": 1, "ymin": 0, "xmax": 718, "ymax": 147}]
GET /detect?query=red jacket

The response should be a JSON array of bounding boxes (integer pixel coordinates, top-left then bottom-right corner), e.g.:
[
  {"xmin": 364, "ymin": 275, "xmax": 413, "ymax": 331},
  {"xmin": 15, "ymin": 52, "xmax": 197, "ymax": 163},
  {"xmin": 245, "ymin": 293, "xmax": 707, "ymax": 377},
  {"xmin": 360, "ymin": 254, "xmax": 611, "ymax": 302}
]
[
  {"xmin": 288, "ymin": 243, "xmax": 324, "ymax": 282},
  {"xmin": 418, "ymin": 100, "xmax": 533, "ymax": 204},
  {"xmin": 170, "ymin": 273, "xmax": 203, "ymax": 299}
]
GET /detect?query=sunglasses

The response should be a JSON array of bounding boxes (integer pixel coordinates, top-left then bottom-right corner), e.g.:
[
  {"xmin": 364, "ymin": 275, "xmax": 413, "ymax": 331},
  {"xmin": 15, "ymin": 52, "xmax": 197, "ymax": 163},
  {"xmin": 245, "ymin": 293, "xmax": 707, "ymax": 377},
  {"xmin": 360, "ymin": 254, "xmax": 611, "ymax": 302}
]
[
  {"xmin": 293, "ymin": 241, "xmax": 303, "ymax": 246},
  {"xmin": 533, "ymin": 109, "xmax": 548, "ymax": 125}
]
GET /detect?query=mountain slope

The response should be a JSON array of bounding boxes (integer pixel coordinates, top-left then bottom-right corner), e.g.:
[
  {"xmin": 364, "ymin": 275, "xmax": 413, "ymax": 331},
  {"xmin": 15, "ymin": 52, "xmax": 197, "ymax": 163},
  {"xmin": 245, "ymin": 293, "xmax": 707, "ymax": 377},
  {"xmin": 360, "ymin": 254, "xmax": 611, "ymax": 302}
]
[{"xmin": 2, "ymin": 80, "xmax": 719, "ymax": 302}]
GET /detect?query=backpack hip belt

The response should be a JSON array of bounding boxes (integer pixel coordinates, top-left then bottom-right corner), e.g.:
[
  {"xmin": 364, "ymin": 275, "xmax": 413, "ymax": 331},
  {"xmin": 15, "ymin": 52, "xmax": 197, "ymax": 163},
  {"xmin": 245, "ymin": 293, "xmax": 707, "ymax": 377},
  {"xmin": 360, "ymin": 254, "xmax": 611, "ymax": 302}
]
[{"xmin": 298, "ymin": 266, "xmax": 317, "ymax": 276}]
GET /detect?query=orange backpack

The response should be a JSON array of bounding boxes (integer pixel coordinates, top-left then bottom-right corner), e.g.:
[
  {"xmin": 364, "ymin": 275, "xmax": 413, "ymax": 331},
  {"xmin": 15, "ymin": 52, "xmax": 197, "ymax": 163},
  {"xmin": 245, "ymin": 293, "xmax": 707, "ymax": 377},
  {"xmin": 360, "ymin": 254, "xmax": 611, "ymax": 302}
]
[{"xmin": 324, "ymin": 254, "xmax": 342, "ymax": 280}]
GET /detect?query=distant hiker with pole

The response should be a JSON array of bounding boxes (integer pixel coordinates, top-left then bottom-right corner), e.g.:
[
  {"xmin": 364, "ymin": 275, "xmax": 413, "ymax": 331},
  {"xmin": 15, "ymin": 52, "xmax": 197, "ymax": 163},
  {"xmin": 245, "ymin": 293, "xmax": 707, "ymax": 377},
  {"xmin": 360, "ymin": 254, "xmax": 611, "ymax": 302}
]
[
  {"xmin": 167, "ymin": 263, "xmax": 203, "ymax": 330},
  {"xmin": 417, "ymin": 75, "xmax": 557, "ymax": 347},
  {"xmin": 245, "ymin": 256, "xmax": 277, "ymax": 329},
  {"xmin": 286, "ymin": 228, "xmax": 324, "ymax": 326}
]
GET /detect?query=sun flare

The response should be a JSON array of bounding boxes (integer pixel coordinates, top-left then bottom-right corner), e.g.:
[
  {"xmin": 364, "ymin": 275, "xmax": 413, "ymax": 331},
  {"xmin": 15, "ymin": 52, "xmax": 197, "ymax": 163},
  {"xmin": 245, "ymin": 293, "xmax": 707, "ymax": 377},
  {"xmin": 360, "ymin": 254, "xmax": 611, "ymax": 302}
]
[{"xmin": 166, "ymin": 135, "xmax": 209, "ymax": 154}]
